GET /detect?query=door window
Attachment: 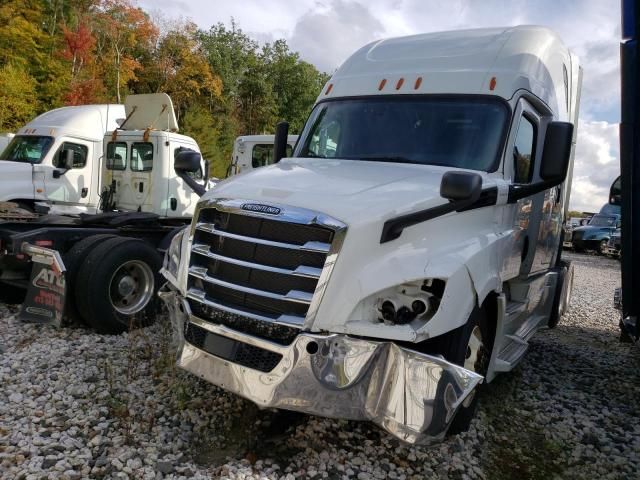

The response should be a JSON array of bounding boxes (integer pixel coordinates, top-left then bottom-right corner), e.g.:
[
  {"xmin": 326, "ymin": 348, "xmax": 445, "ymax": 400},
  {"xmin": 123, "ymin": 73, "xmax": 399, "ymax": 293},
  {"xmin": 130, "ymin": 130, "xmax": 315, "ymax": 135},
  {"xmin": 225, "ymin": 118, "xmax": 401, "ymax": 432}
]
[
  {"xmin": 513, "ymin": 116, "xmax": 536, "ymax": 183},
  {"xmin": 251, "ymin": 144, "xmax": 293, "ymax": 168},
  {"xmin": 131, "ymin": 142, "xmax": 153, "ymax": 172},
  {"xmin": 106, "ymin": 142, "xmax": 127, "ymax": 170},
  {"xmin": 53, "ymin": 142, "xmax": 88, "ymax": 169}
]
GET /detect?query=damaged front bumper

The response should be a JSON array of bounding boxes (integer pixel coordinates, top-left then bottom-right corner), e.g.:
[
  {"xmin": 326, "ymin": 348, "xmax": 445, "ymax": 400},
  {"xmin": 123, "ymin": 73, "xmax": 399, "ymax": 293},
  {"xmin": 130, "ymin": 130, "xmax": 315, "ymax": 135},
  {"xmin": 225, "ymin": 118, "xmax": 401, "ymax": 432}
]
[{"xmin": 160, "ymin": 288, "xmax": 483, "ymax": 445}]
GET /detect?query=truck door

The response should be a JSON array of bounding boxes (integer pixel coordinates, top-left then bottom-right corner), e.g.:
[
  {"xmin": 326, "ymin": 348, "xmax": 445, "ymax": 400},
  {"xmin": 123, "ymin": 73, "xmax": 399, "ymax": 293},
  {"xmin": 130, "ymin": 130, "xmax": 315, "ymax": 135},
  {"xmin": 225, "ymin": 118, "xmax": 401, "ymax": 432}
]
[
  {"xmin": 507, "ymin": 99, "xmax": 551, "ymax": 278},
  {"xmin": 106, "ymin": 140, "xmax": 156, "ymax": 212},
  {"xmin": 39, "ymin": 139, "xmax": 93, "ymax": 211}
]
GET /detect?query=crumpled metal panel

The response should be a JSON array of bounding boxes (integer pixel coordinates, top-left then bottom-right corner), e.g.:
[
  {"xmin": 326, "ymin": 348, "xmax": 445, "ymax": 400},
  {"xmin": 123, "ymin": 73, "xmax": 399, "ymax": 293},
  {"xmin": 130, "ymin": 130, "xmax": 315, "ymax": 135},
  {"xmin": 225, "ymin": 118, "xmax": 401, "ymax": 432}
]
[{"xmin": 161, "ymin": 290, "xmax": 483, "ymax": 444}]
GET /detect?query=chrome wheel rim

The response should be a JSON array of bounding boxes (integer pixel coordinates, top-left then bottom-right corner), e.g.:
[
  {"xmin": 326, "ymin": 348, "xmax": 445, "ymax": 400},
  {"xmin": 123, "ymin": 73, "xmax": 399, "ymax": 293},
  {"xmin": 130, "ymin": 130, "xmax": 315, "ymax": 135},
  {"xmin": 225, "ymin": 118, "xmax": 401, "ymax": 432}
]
[
  {"xmin": 462, "ymin": 325, "xmax": 485, "ymax": 408},
  {"xmin": 109, "ymin": 260, "xmax": 154, "ymax": 315}
]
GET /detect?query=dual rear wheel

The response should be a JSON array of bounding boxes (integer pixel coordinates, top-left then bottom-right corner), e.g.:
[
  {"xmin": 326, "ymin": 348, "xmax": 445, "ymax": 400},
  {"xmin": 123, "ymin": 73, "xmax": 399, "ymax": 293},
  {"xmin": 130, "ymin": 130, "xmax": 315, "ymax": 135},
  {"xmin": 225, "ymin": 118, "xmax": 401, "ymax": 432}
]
[{"xmin": 64, "ymin": 235, "xmax": 163, "ymax": 334}]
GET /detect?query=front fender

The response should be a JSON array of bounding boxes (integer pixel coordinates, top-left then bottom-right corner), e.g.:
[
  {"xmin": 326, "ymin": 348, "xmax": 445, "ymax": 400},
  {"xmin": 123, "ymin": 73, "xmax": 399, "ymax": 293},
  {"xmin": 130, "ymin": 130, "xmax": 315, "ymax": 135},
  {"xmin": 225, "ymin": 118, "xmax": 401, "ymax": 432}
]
[{"xmin": 313, "ymin": 208, "xmax": 503, "ymax": 342}]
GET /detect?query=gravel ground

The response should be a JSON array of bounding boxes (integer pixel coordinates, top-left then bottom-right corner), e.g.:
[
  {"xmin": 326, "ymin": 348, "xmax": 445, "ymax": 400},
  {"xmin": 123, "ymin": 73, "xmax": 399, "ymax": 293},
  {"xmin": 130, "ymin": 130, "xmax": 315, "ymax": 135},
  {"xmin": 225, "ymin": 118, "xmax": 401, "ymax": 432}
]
[{"xmin": 1, "ymin": 252, "xmax": 638, "ymax": 480}]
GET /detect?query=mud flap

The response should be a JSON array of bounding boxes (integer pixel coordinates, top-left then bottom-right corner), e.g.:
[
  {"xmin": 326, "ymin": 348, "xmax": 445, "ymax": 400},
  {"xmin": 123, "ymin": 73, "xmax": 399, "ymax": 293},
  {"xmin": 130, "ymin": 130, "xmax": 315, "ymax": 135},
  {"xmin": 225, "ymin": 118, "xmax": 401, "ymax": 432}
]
[{"xmin": 18, "ymin": 244, "xmax": 67, "ymax": 326}]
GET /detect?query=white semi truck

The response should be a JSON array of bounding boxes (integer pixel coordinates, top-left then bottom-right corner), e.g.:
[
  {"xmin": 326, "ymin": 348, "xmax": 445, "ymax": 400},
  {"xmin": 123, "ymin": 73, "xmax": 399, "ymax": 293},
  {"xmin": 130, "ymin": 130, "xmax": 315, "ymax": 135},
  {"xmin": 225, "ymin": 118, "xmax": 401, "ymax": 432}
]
[
  {"xmin": 0, "ymin": 94, "xmax": 208, "ymax": 333},
  {"xmin": 160, "ymin": 26, "xmax": 581, "ymax": 444},
  {"xmin": 0, "ymin": 104, "xmax": 125, "ymax": 216}
]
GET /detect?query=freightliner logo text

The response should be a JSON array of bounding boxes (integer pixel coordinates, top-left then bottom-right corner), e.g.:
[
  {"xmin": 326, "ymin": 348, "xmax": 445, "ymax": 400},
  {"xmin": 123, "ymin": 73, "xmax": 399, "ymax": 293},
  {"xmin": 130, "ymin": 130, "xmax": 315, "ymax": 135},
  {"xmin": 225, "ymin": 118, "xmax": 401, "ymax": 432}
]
[{"xmin": 241, "ymin": 203, "xmax": 281, "ymax": 215}]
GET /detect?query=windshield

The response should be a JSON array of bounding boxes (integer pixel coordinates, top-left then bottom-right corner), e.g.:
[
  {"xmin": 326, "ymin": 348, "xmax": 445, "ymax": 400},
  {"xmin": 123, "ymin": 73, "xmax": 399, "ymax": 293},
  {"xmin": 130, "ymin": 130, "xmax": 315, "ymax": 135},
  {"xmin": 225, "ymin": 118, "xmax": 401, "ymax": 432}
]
[
  {"xmin": 588, "ymin": 215, "xmax": 617, "ymax": 227},
  {"xmin": 0, "ymin": 136, "xmax": 54, "ymax": 164},
  {"xmin": 294, "ymin": 96, "xmax": 509, "ymax": 171}
]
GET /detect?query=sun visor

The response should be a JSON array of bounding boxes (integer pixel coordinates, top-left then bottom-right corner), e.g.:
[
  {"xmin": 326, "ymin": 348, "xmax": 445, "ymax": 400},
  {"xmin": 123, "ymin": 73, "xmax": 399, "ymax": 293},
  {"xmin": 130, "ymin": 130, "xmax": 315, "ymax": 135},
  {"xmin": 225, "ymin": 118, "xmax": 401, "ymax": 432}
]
[{"xmin": 123, "ymin": 93, "xmax": 178, "ymax": 132}]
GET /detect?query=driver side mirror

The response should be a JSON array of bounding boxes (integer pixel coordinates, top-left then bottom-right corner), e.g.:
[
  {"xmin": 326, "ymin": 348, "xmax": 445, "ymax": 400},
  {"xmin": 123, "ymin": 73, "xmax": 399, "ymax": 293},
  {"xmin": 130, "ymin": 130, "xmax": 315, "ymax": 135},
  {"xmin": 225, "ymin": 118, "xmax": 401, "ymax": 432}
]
[
  {"xmin": 508, "ymin": 121, "xmax": 574, "ymax": 203},
  {"xmin": 540, "ymin": 121, "xmax": 574, "ymax": 181},
  {"xmin": 273, "ymin": 121, "xmax": 289, "ymax": 163},
  {"xmin": 59, "ymin": 148, "xmax": 74, "ymax": 170},
  {"xmin": 53, "ymin": 149, "xmax": 74, "ymax": 178},
  {"xmin": 175, "ymin": 149, "xmax": 202, "ymax": 173}
]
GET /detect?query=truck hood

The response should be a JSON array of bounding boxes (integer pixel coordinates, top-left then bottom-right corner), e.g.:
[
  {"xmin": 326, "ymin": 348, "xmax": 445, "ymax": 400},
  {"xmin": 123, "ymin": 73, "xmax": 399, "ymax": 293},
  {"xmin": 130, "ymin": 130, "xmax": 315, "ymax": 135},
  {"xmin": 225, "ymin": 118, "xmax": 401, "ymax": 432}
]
[
  {"xmin": 208, "ymin": 158, "xmax": 495, "ymax": 225},
  {"xmin": 573, "ymin": 225, "xmax": 612, "ymax": 234},
  {"xmin": 0, "ymin": 160, "xmax": 32, "ymax": 175}
]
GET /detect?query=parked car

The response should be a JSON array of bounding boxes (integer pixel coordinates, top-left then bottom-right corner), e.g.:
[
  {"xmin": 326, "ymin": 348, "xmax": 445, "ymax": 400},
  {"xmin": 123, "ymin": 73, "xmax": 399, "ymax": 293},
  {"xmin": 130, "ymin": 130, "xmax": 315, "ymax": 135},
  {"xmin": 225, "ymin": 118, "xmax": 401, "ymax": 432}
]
[{"xmin": 572, "ymin": 213, "xmax": 621, "ymax": 253}]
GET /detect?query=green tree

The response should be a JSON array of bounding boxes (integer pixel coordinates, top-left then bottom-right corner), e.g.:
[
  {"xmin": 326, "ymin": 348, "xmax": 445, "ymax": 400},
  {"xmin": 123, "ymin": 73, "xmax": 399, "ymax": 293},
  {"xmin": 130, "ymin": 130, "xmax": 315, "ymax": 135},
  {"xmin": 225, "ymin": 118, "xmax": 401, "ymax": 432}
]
[
  {"xmin": 262, "ymin": 39, "xmax": 329, "ymax": 132},
  {"xmin": 0, "ymin": 64, "xmax": 37, "ymax": 132}
]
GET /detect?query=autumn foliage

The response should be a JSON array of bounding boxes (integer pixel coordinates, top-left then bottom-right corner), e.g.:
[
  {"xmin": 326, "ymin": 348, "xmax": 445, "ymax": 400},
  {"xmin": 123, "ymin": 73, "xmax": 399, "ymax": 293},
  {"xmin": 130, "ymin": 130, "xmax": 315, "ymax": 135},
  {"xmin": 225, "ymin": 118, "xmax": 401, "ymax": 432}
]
[{"xmin": 0, "ymin": 0, "xmax": 328, "ymax": 176}]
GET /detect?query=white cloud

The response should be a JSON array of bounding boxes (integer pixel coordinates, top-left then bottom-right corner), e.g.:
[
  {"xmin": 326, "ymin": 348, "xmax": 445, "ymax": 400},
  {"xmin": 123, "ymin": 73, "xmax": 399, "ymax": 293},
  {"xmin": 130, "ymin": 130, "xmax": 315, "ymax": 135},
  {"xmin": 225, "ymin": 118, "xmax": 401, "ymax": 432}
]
[
  {"xmin": 289, "ymin": 0, "xmax": 385, "ymax": 72},
  {"xmin": 571, "ymin": 120, "xmax": 619, "ymax": 212},
  {"xmin": 136, "ymin": 0, "xmax": 622, "ymax": 211}
]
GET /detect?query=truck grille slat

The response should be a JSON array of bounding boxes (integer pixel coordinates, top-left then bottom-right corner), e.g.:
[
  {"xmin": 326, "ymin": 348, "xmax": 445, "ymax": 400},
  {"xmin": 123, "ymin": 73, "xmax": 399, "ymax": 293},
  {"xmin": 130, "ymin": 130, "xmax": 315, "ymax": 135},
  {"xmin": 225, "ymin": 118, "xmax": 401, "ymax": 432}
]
[
  {"xmin": 189, "ymin": 266, "xmax": 313, "ymax": 304},
  {"xmin": 191, "ymin": 244, "xmax": 322, "ymax": 279},
  {"xmin": 187, "ymin": 288, "xmax": 306, "ymax": 326},
  {"xmin": 196, "ymin": 223, "xmax": 331, "ymax": 253},
  {"xmin": 187, "ymin": 201, "xmax": 345, "ymax": 342}
]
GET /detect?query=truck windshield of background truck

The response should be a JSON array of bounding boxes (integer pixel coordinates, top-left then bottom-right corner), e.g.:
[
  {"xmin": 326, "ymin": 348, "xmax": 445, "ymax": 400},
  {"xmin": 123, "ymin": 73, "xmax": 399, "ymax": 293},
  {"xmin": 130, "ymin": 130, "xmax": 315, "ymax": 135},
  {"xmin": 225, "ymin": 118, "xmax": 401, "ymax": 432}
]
[
  {"xmin": 294, "ymin": 96, "xmax": 509, "ymax": 171},
  {"xmin": 0, "ymin": 136, "xmax": 54, "ymax": 164},
  {"xmin": 588, "ymin": 215, "xmax": 617, "ymax": 227}
]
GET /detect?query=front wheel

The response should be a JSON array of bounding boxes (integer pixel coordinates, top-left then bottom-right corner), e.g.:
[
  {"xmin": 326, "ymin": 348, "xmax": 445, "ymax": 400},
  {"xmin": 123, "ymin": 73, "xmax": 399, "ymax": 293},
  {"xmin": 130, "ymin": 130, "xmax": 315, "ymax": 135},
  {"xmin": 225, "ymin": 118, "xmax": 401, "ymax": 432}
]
[
  {"xmin": 427, "ymin": 306, "xmax": 492, "ymax": 434},
  {"xmin": 597, "ymin": 239, "xmax": 608, "ymax": 255},
  {"xmin": 75, "ymin": 237, "xmax": 162, "ymax": 334}
]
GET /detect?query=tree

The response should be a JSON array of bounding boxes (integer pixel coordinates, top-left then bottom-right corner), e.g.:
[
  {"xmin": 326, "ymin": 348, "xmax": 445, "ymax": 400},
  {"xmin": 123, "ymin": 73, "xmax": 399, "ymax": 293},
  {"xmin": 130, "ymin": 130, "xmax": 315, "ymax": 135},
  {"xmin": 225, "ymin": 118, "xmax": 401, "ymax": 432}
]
[
  {"xmin": 262, "ymin": 40, "xmax": 329, "ymax": 132},
  {"xmin": 138, "ymin": 23, "xmax": 222, "ymax": 120},
  {"xmin": 94, "ymin": 0, "xmax": 157, "ymax": 103},
  {"xmin": 0, "ymin": 64, "xmax": 37, "ymax": 132}
]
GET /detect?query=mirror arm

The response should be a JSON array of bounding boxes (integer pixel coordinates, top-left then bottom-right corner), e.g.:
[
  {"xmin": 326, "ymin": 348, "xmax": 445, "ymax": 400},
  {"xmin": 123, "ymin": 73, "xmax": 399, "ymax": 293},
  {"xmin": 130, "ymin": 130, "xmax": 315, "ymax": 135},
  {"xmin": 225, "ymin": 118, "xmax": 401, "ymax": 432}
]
[
  {"xmin": 380, "ymin": 187, "xmax": 492, "ymax": 244},
  {"xmin": 175, "ymin": 170, "xmax": 206, "ymax": 197},
  {"xmin": 507, "ymin": 177, "xmax": 562, "ymax": 203}
]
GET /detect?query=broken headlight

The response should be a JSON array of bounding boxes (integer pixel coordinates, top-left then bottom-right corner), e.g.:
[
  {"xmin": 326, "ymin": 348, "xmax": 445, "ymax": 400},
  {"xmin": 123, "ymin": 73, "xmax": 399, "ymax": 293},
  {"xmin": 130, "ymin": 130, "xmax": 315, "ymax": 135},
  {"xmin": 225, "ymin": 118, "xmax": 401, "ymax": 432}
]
[{"xmin": 162, "ymin": 226, "xmax": 188, "ymax": 288}]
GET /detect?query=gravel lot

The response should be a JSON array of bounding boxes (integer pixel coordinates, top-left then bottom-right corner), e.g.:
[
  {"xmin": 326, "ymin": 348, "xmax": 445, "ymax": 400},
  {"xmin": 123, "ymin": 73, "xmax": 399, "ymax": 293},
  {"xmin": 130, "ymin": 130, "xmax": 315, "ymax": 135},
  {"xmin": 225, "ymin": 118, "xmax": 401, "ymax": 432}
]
[{"xmin": 1, "ymin": 251, "xmax": 638, "ymax": 480}]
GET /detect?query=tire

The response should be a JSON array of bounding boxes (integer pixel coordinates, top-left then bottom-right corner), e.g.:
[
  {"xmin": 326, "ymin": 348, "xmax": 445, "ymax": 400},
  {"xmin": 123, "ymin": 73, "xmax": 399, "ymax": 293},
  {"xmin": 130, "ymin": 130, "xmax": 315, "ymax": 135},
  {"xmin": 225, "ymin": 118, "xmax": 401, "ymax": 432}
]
[
  {"xmin": 597, "ymin": 239, "xmax": 608, "ymax": 255},
  {"xmin": 0, "ymin": 282, "xmax": 26, "ymax": 304},
  {"xmin": 62, "ymin": 234, "xmax": 120, "ymax": 325},
  {"xmin": 427, "ymin": 306, "xmax": 492, "ymax": 435},
  {"xmin": 548, "ymin": 260, "xmax": 573, "ymax": 328},
  {"xmin": 75, "ymin": 237, "xmax": 163, "ymax": 334}
]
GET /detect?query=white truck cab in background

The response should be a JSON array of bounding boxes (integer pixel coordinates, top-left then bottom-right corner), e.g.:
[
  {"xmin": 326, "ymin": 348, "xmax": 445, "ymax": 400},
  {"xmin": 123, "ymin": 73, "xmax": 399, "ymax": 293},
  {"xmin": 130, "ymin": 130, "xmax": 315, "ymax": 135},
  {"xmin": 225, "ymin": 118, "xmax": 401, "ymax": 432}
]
[
  {"xmin": 0, "ymin": 105, "xmax": 125, "ymax": 215},
  {"xmin": 161, "ymin": 26, "xmax": 582, "ymax": 444},
  {"xmin": 228, "ymin": 135, "xmax": 298, "ymax": 176},
  {"xmin": 102, "ymin": 93, "xmax": 206, "ymax": 218}
]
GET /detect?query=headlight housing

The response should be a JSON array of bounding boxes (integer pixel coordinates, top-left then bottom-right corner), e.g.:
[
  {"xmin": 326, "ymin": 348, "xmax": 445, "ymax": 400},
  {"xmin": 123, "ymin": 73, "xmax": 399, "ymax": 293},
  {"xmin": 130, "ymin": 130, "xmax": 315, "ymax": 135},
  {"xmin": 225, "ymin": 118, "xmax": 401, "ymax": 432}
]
[{"xmin": 161, "ymin": 226, "xmax": 188, "ymax": 289}]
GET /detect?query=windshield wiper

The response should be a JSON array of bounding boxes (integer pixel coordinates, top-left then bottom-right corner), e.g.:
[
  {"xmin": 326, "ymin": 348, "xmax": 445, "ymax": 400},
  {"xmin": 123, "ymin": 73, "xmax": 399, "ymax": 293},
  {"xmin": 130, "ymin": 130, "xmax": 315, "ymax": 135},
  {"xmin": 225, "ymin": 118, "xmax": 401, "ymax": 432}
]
[
  {"xmin": 303, "ymin": 151, "xmax": 327, "ymax": 159},
  {"xmin": 342, "ymin": 155, "xmax": 424, "ymax": 165}
]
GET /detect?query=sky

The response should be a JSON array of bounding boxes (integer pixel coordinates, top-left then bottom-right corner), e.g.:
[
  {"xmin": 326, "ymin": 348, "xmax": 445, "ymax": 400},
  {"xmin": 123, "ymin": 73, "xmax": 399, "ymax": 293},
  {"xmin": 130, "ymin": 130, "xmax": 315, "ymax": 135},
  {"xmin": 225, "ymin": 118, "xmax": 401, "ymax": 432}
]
[{"xmin": 138, "ymin": 0, "xmax": 622, "ymax": 213}]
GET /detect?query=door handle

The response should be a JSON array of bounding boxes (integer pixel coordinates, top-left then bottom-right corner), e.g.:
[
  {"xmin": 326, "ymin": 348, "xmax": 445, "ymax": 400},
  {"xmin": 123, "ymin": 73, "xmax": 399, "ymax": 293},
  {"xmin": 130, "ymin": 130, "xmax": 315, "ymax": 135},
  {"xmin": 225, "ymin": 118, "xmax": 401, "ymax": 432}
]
[
  {"xmin": 81, "ymin": 188, "xmax": 88, "ymax": 198},
  {"xmin": 139, "ymin": 182, "xmax": 144, "ymax": 193}
]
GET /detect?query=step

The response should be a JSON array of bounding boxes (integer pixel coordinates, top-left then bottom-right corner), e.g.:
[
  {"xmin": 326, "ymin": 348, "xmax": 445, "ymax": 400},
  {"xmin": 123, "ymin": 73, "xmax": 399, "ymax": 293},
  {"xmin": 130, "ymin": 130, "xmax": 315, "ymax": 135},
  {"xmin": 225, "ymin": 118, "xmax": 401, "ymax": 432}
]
[{"xmin": 493, "ymin": 335, "xmax": 529, "ymax": 372}]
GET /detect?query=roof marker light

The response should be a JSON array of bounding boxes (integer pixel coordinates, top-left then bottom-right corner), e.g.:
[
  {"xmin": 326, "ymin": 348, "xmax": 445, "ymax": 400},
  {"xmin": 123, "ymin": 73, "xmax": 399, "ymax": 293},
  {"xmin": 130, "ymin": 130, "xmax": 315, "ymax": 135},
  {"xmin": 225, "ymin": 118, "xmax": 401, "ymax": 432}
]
[
  {"xmin": 325, "ymin": 83, "xmax": 333, "ymax": 95},
  {"xmin": 395, "ymin": 78, "xmax": 405, "ymax": 90},
  {"xmin": 378, "ymin": 79, "xmax": 387, "ymax": 91},
  {"xmin": 489, "ymin": 76, "xmax": 497, "ymax": 91},
  {"xmin": 414, "ymin": 77, "xmax": 423, "ymax": 90}
]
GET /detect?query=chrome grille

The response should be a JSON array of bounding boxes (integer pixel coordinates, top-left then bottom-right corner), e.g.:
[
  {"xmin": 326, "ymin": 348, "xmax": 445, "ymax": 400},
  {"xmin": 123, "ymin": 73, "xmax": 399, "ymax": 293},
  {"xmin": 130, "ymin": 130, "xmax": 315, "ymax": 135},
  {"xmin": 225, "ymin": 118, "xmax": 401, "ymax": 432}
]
[{"xmin": 187, "ymin": 199, "xmax": 346, "ymax": 334}]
